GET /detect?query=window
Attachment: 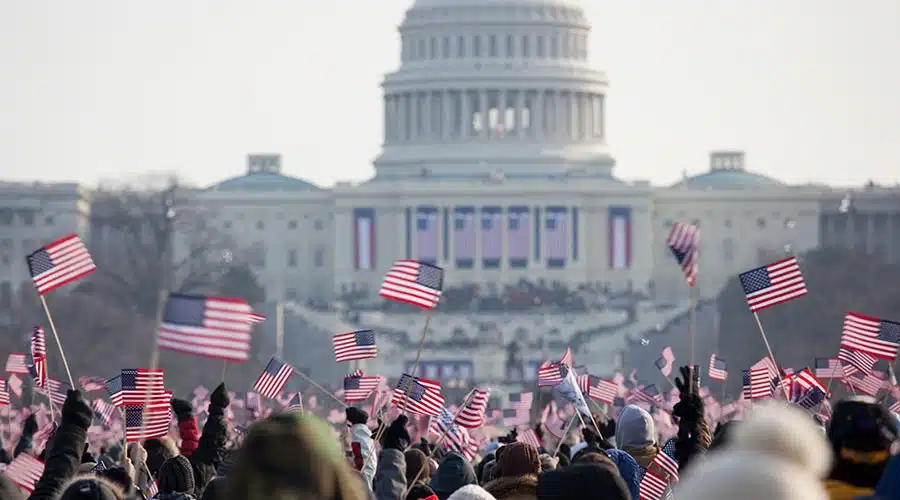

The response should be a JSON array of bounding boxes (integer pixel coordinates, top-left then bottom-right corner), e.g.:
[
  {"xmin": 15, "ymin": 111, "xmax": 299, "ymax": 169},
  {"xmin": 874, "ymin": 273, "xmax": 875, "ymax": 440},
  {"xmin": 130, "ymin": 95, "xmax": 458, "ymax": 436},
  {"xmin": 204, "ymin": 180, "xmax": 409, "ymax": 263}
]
[
  {"xmin": 0, "ymin": 282, "xmax": 10, "ymax": 308},
  {"xmin": 691, "ymin": 219, "xmax": 701, "ymax": 227},
  {"xmin": 473, "ymin": 35, "xmax": 481, "ymax": 57},
  {"xmin": 1, "ymin": 255, "xmax": 8, "ymax": 266},
  {"xmin": 521, "ymin": 35, "xmax": 530, "ymax": 57},
  {"xmin": 723, "ymin": 238, "xmax": 734, "ymax": 261},
  {"xmin": 313, "ymin": 247, "xmax": 325, "ymax": 268},
  {"xmin": 286, "ymin": 287, "xmax": 298, "ymax": 300},
  {"xmin": 287, "ymin": 249, "xmax": 297, "ymax": 268},
  {"xmin": 663, "ymin": 220, "xmax": 673, "ymax": 229},
  {"xmin": 288, "ymin": 220, "xmax": 298, "ymax": 229},
  {"xmin": 0, "ymin": 210, "xmax": 11, "ymax": 225},
  {"xmin": 21, "ymin": 211, "xmax": 34, "ymax": 226},
  {"xmin": 256, "ymin": 221, "xmax": 265, "ymax": 230},
  {"xmin": 506, "ymin": 34, "xmax": 514, "ymax": 57},
  {"xmin": 562, "ymin": 34, "xmax": 570, "ymax": 58},
  {"xmin": 223, "ymin": 221, "xmax": 232, "ymax": 229},
  {"xmin": 489, "ymin": 35, "xmax": 497, "ymax": 57},
  {"xmin": 757, "ymin": 217, "xmax": 767, "ymax": 228},
  {"xmin": 429, "ymin": 37, "xmax": 437, "ymax": 59},
  {"xmin": 0, "ymin": 238, "xmax": 11, "ymax": 249},
  {"xmin": 21, "ymin": 239, "xmax": 35, "ymax": 253},
  {"xmin": 249, "ymin": 242, "xmax": 266, "ymax": 267},
  {"xmin": 457, "ymin": 36, "xmax": 466, "ymax": 57},
  {"xmin": 313, "ymin": 219, "xmax": 324, "ymax": 231},
  {"xmin": 442, "ymin": 37, "xmax": 450, "ymax": 58},
  {"xmin": 44, "ymin": 215, "xmax": 54, "ymax": 225},
  {"xmin": 784, "ymin": 218, "xmax": 796, "ymax": 229},
  {"xmin": 536, "ymin": 36, "xmax": 545, "ymax": 57},
  {"xmin": 550, "ymin": 35, "xmax": 559, "ymax": 57},
  {"xmin": 417, "ymin": 39, "xmax": 425, "ymax": 59},
  {"xmin": 724, "ymin": 219, "xmax": 732, "ymax": 228}
]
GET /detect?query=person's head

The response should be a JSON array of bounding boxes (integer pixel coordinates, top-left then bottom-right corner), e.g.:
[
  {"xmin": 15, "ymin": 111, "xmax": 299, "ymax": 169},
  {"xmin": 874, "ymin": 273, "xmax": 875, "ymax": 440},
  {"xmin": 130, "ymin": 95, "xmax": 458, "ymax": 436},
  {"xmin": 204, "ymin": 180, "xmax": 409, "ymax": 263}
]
[
  {"xmin": 57, "ymin": 476, "xmax": 126, "ymax": 500},
  {"xmin": 429, "ymin": 452, "xmax": 477, "ymax": 500},
  {"xmin": 225, "ymin": 412, "xmax": 369, "ymax": 500},
  {"xmin": 826, "ymin": 397, "xmax": 898, "ymax": 488},
  {"xmin": 143, "ymin": 437, "xmax": 178, "ymax": 476},
  {"xmin": 483, "ymin": 474, "xmax": 537, "ymax": 500},
  {"xmin": 494, "ymin": 442, "xmax": 540, "ymax": 478},
  {"xmin": 536, "ymin": 462, "xmax": 630, "ymax": 500},
  {"xmin": 406, "ymin": 483, "xmax": 436, "ymax": 500},
  {"xmin": 406, "ymin": 448, "xmax": 432, "ymax": 485},
  {"xmin": 676, "ymin": 452, "xmax": 827, "ymax": 500}
]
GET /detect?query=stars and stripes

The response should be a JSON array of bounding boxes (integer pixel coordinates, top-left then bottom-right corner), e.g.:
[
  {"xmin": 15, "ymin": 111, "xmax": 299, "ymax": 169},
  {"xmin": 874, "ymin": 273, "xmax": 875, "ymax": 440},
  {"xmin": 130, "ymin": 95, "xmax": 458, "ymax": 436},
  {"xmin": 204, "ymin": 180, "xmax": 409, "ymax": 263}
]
[
  {"xmin": 5, "ymin": 354, "xmax": 28, "ymax": 374},
  {"xmin": 638, "ymin": 469, "xmax": 668, "ymax": 500},
  {"xmin": 284, "ymin": 393, "xmax": 304, "ymax": 414},
  {"xmin": 92, "ymin": 398, "xmax": 116, "ymax": 426},
  {"xmin": 29, "ymin": 358, "xmax": 47, "ymax": 389},
  {"xmin": 508, "ymin": 392, "xmax": 534, "ymax": 411},
  {"xmin": 429, "ymin": 407, "xmax": 477, "ymax": 460},
  {"xmin": 750, "ymin": 366, "xmax": 774, "ymax": 399},
  {"xmin": 31, "ymin": 326, "xmax": 46, "ymax": 359},
  {"xmin": 630, "ymin": 384, "xmax": 662, "ymax": 405},
  {"xmin": 814, "ymin": 358, "xmax": 843, "ymax": 379},
  {"xmin": 332, "ymin": 330, "xmax": 378, "ymax": 363},
  {"xmin": 742, "ymin": 370, "xmax": 751, "ymax": 400},
  {"xmin": 665, "ymin": 222, "xmax": 699, "ymax": 286},
  {"xmin": 454, "ymin": 387, "xmax": 490, "ymax": 429},
  {"xmin": 4, "ymin": 453, "xmax": 45, "ymax": 492},
  {"xmin": 25, "ymin": 233, "xmax": 97, "ymax": 295},
  {"xmin": 655, "ymin": 346, "xmax": 675, "ymax": 377},
  {"xmin": 46, "ymin": 378, "xmax": 69, "ymax": 405},
  {"xmin": 576, "ymin": 373, "xmax": 591, "ymax": 394},
  {"xmin": 708, "ymin": 354, "xmax": 728, "ymax": 381},
  {"xmin": 518, "ymin": 428, "xmax": 542, "ymax": 450},
  {"xmin": 123, "ymin": 403, "xmax": 170, "ymax": 442},
  {"xmin": 537, "ymin": 348, "xmax": 573, "ymax": 387},
  {"xmin": 0, "ymin": 379, "xmax": 9, "ymax": 406},
  {"xmin": 391, "ymin": 374, "xmax": 444, "ymax": 417},
  {"xmin": 837, "ymin": 348, "xmax": 871, "ymax": 376},
  {"xmin": 845, "ymin": 372, "xmax": 885, "ymax": 397},
  {"xmin": 79, "ymin": 376, "xmax": 107, "ymax": 393},
  {"xmin": 503, "ymin": 408, "xmax": 530, "ymax": 427},
  {"xmin": 253, "ymin": 357, "xmax": 294, "ymax": 399},
  {"xmin": 342, "ymin": 373, "xmax": 380, "ymax": 403},
  {"xmin": 589, "ymin": 379, "xmax": 618, "ymax": 404},
  {"xmin": 840, "ymin": 312, "xmax": 900, "ymax": 361},
  {"xmin": 105, "ymin": 369, "xmax": 166, "ymax": 407},
  {"xmin": 378, "ymin": 260, "xmax": 444, "ymax": 310},
  {"xmin": 248, "ymin": 312, "xmax": 266, "ymax": 324},
  {"xmin": 158, "ymin": 294, "xmax": 255, "ymax": 362},
  {"xmin": 738, "ymin": 257, "xmax": 807, "ymax": 313}
]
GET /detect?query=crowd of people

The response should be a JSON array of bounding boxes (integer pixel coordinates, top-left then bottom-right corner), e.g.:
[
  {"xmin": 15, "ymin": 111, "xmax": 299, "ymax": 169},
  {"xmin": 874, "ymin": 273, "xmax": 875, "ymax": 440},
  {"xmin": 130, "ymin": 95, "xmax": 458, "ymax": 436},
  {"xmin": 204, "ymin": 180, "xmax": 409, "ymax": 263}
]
[{"xmin": 1, "ymin": 365, "xmax": 899, "ymax": 499}]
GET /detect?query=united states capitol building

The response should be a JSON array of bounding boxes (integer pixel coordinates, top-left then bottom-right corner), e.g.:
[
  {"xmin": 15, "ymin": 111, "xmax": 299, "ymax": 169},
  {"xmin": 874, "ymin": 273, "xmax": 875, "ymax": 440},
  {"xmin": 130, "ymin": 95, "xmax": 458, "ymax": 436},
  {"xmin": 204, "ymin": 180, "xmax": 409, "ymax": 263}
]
[{"xmin": 1, "ymin": 0, "xmax": 898, "ymax": 385}]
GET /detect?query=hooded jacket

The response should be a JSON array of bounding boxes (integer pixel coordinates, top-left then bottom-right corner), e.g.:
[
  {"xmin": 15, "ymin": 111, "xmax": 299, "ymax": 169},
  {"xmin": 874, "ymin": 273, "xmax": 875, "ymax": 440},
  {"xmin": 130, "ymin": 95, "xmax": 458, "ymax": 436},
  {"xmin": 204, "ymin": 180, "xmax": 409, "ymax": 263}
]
[
  {"xmin": 350, "ymin": 423, "xmax": 378, "ymax": 487},
  {"xmin": 429, "ymin": 452, "xmax": 477, "ymax": 500},
  {"xmin": 615, "ymin": 405, "xmax": 658, "ymax": 469}
]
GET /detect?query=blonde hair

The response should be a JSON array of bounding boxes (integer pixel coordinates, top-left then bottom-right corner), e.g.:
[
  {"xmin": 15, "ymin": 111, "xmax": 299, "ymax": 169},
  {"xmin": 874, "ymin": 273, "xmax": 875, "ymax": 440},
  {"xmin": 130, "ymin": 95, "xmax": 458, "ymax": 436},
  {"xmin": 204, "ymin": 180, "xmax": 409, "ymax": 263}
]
[{"xmin": 225, "ymin": 413, "xmax": 369, "ymax": 500}]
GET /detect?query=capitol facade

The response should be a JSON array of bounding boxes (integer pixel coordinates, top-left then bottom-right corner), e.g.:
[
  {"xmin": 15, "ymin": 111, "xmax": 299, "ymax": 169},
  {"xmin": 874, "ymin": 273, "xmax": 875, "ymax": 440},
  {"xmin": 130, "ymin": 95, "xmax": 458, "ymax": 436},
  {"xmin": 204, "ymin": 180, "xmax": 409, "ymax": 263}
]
[{"xmin": 1, "ymin": 0, "xmax": 899, "ymax": 367}]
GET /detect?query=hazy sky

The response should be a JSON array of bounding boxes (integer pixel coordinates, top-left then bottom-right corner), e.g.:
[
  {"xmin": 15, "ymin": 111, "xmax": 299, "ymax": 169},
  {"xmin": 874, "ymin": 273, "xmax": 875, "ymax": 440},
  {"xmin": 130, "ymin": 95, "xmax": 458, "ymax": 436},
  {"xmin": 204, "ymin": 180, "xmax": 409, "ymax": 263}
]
[{"xmin": 1, "ymin": 1, "xmax": 898, "ymax": 189}]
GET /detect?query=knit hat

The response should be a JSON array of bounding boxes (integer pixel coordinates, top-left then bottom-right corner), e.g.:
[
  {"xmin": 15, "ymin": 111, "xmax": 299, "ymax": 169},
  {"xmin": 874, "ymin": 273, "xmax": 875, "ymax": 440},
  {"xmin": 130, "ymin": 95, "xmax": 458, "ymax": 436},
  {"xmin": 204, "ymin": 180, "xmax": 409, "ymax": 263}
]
[
  {"xmin": 826, "ymin": 397, "xmax": 897, "ymax": 489},
  {"xmin": 58, "ymin": 476, "xmax": 125, "ymax": 500},
  {"xmin": 536, "ymin": 463, "xmax": 630, "ymax": 500},
  {"xmin": 495, "ymin": 442, "xmax": 540, "ymax": 477},
  {"xmin": 676, "ymin": 452, "xmax": 827, "ymax": 500},
  {"xmin": 446, "ymin": 484, "xmax": 496, "ymax": 500},
  {"xmin": 157, "ymin": 455, "xmax": 196, "ymax": 494},
  {"xmin": 615, "ymin": 405, "xmax": 655, "ymax": 449},
  {"xmin": 407, "ymin": 483, "xmax": 436, "ymax": 500},
  {"xmin": 143, "ymin": 437, "xmax": 178, "ymax": 475},
  {"xmin": 483, "ymin": 474, "xmax": 538, "ymax": 499},
  {"xmin": 429, "ymin": 452, "xmax": 477, "ymax": 500},
  {"xmin": 405, "ymin": 448, "xmax": 431, "ymax": 484}
]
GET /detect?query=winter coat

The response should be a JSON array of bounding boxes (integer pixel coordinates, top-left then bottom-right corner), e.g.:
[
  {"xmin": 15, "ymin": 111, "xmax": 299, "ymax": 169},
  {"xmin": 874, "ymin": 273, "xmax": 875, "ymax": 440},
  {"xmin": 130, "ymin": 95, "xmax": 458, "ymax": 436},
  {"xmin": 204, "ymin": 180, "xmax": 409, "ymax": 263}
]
[{"xmin": 350, "ymin": 423, "xmax": 378, "ymax": 487}]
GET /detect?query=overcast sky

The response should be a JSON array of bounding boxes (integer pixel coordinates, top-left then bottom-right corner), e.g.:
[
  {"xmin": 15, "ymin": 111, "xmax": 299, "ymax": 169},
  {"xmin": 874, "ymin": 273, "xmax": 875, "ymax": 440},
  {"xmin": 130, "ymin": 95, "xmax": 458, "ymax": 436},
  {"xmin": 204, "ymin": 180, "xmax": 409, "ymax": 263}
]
[{"xmin": 1, "ymin": 0, "xmax": 897, "ymax": 188}]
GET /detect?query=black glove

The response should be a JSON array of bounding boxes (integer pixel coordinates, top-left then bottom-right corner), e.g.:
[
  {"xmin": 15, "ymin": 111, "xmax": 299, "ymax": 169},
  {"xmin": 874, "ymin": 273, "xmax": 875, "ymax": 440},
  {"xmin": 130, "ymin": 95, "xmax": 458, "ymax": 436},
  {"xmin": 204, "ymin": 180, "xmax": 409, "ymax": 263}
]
[
  {"xmin": 23, "ymin": 414, "xmax": 37, "ymax": 435},
  {"xmin": 345, "ymin": 407, "xmax": 369, "ymax": 426},
  {"xmin": 533, "ymin": 424, "xmax": 544, "ymax": 441},
  {"xmin": 582, "ymin": 426, "xmax": 601, "ymax": 444},
  {"xmin": 598, "ymin": 417, "xmax": 616, "ymax": 439},
  {"xmin": 673, "ymin": 365, "xmax": 703, "ymax": 423},
  {"xmin": 210, "ymin": 382, "xmax": 230, "ymax": 409},
  {"xmin": 81, "ymin": 443, "xmax": 94, "ymax": 464},
  {"xmin": 498, "ymin": 428, "xmax": 518, "ymax": 444},
  {"xmin": 370, "ymin": 418, "xmax": 384, "ymax": 439},
  {"xmin": 170, "ymin": 398, "xmax": 194, "ymax": 421},
  {"xmin": 62, "ymin": 390, "xmax": 92, "ymax": 431},
  {"xmin": 380, "ymin": 415, "xmax": 411, "ymax": 451}
]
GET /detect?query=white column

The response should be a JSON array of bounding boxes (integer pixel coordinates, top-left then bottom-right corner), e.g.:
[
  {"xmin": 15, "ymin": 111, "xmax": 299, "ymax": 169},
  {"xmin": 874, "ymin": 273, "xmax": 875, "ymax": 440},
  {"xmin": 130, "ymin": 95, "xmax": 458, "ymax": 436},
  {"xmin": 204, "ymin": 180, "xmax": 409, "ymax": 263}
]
[
  {"xmin": 398, "ymin": 93, "xmax": 408, "ymax": 142},
  {"xmin": 533, "ymin": 90, "xmax": 543, "ymax": 140},
  {"xmin": 479, "ymin": 89, "xmax": 489, "ymax": 138},
  {"xmin": 584, "ymin": 94, "xmax": 594, "ymax": 141},
  {"xmin": 598, "ymin": 94, "xmax": 605, "ymax": 140},
  {"xmin": 516, "ymin": 90, "xmax": 526, "ymax": 138},
  {"xmin": 499, "ymin": 89, "xmax": 508, "ymax": 136},
  {"xmin": 410, "ymin": 93, "xmax": 420, "ymax": 142},
  {"xmin": 556, "ymin": 92, "xmax": 566, "ymax": 140},
  {"xmin": 569, "ymin": 91, "xmax": 577, "ymax": 141},
  {"xmin": 460, "ymin": 90, "xmax": 470, "ymax": 138},
  {"xmin": 382, "ymin": 96, "xmax": 392, "ymax": 143},
  {"xmin": 578, "ymin": 93, "xmax": 588, "ymax": 141},
  {"xmin": 442, "ymin": 91, "xmax": 452, "ymax": 141}
]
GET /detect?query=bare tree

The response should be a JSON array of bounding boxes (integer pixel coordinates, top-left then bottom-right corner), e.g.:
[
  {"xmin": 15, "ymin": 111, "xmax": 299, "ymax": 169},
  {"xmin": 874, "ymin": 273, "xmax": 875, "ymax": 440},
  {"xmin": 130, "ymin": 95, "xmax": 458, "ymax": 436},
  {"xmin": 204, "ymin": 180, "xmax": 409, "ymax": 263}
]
[{"xmin": 85, "ymin": 177, "xmax": 254, "ymax": 317}]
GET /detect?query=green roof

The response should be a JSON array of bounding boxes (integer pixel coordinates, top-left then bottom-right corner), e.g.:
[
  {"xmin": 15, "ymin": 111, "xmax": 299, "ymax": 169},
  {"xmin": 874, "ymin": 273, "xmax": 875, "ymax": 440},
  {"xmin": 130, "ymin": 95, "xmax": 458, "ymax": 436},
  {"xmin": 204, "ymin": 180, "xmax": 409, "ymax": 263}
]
[
  {"xmin": 208, "ymin": 171, "xmax": 321, "ymax": 192},
  {"xmin": 673, "ymin": 169, "xmax": 784, "ymax": 189}
]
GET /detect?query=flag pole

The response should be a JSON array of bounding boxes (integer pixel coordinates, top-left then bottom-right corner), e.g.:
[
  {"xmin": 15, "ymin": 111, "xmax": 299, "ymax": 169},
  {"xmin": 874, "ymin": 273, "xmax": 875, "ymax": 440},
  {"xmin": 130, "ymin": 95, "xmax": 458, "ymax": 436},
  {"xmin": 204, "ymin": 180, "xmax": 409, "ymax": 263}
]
[
  {"xmin": 293, "ymin": 369, "xmax": 346, "ymax": 408},
  {"xmin": 38, "ymin": 296, "xmax": 75, "ymax": 388},
  {"xmin": 689, "ymin": 284, "xmax": 697, "ymax": 368},
  {"xmin": 551, "ymin": 416, "xmax": 578, "ymax": 457},
  {"xmin": 751, "ymin": 312, "xmax": 789, "ymax": 399},
  {"xmin": 401, "ymin": 309, "xmax": 434, "ymax": 415}
]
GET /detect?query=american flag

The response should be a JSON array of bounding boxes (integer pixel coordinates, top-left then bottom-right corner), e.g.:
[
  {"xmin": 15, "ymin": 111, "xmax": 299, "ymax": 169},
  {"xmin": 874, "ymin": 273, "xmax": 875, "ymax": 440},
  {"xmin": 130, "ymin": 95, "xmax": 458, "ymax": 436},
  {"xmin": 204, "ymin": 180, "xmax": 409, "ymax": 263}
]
[
  {"xmin": 284, "ymin": 393, "xmax": 303, "ymax": 414},
  {"xmin": 518, "ymin": 427, "xmax": 542, "ymax": 450},
  {"xmin": 794, "ymin": 387, "xmax": 826, "ymax": 410},
  {"xmin": 92, "ymin": 398, "xmax": 116, "ymax": 426},
  {"xmin": 4, "ymin": 453, "xmax": 45, "ymax": 492},
  {"xmin": 46, "ymin": 378, "xmax": 69, "ymax": 405},
  {"xmin": 791, "ymin": 368, "xmax": 826, "ymax": 394},
  {"xmin": 158, "ymin": 294, "xmax": 255, "ymax": 362},
  {"xmin": 708, "ymin": 354, "xmax": 728, "ymax": 381},
  {"xmin": 750, "ymin": 367, "xmax": 773, "ymax": 399},
  {"xmin": 639, "ymin": 469, "xmax": 668, "ymax": 500},
  {"xmin": 253, "ymin": 357, "xmax": 294, "ymax": 399},
  {"xmin": 430, "ymin": 407, "xmax": 477, "ymax": 459},
  {"xmin": 738, "ymin": 257, "xmax": 807, "ymax": 313},
  {"xmin": 651, "ymin": 448, "xmax": 680, "ymax": 483},
  {"xmin": 741, "ymin": 370, "xmax": 751, "ymax": 400},
  {"xmin": 846, "ymin": 372, "xmax": 884, "ymax": 397},
  {"xmin": 589, "ymin": 379, "xmax": 618, "ymax": 404},
  {"xmin": 248, "ymin": 312, "xmax": 266, "ymax": 324},
  {"xmin": 576, "ymin": 374, "xmax": 591, "ymax": 394},
  {"xmin": 105, "ymin": 369, "xmax": 166, "ymax": 407},
  {"xmin": 29, "ymin": 358, "xmax": 47, "ymax": 389},
  {"xmin": 454, "ymin": 387, "xmax": 490, "ymax": 429},
  {"xmin": 79, "ymin": 376, "xmax": 107, "ymax": 393},
  {"xmin": 454, "ymin": 208, "xmax": 476, "ymax": 265},
  {"xmin": 655, "ymin": 346, "xmax": 675, "ymax": 377},
  {"xmin": 481, "ymin": 208, "xmax": 502, "ymax": 265},
  {"xmin": 31, "ymin": 325, "xmax": 46, "ymax": 359},
  {"xmin": 537, "ymin": 348, "xmax": 573, "ymax": 387},
  {"xmin": 506, "ymin": 207, "xmax": 530, "ymax": 266},
  {"xmin": 837, "ymin": 348, "xmax": 870, "ymax": 376},
  {"xmin": 378, "ymin": 260, "xmax": 444, "ymax": 310},
  {"xmin": 391, "ymin": 374, "xmax": 444, "ymax": 417},
  {"xmin": 5, "ymin": 353, "xmax": 29, "ymax": 374},
  {"xmin": 0, "ymin": 379, "xmax": 9, "ymax": 405},
  {"xmin": 332, "ymin": 330, "xmax": 378, "ymax": 363},
  {"xmin": 415, "ymin": 208, "xmax": 439, "ymax": 264},
  {"xmin": 343, "ymin": 373, "xmax": 380, "ymax": 403},
  {"xmin": 502, "ymin": 408, "xmax": 529, "ymax": 427},
  {"xmin": 544, "ymin": 208, "xmax": 568, "ymax": 262},
  {"xmin": 814, "ymin": 358, "xmax": 843, "ymax": 379},
  {"xmin": 630, "ymin": 384, "xmax": 662, "ymax": 404},
  {"xmin": 508, "ymin": 392, "xmax": 534, "ymax": 411},
  {"xmin": 840, "ymin": 312, "xmax": 900, "ymax": 361},
  {"xmin": 665, "ymin": 222, "xmax": 699, "ymax": 286},
  {"xmin": 25, "ymin": 233, "xmax": 97, "ymax": 295},
  {"xmin": 123, "ymin": 403, "xmax": 170, "ymax": 442}
]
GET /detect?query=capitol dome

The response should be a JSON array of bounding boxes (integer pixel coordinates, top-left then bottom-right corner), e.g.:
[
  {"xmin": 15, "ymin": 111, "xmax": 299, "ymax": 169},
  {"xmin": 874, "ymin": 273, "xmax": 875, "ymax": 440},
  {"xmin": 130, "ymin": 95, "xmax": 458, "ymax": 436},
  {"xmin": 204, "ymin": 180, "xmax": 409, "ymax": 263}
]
[
  {"xmin": 373, "ymin": 0, "xmax": 614, "ymax": 181},
  {"xmin": 672, "ymin": 151, "xmax": 785, "ymax": 189}
]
